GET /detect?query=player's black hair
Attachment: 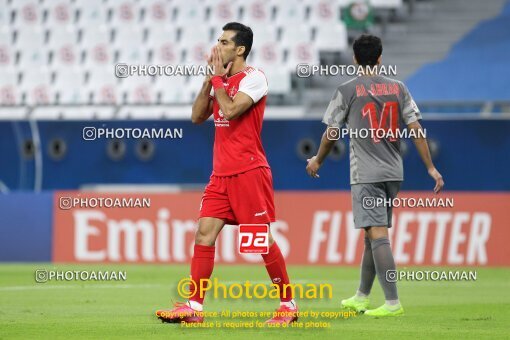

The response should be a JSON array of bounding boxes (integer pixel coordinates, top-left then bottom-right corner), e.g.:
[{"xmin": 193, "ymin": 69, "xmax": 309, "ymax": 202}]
[
  {"xmin": 222, "ymin": 22, "xmax": 253, "ymax": 59},
  {"xmin": 353, "ymin": 34, "xmax": 383, "ymax": 66}
]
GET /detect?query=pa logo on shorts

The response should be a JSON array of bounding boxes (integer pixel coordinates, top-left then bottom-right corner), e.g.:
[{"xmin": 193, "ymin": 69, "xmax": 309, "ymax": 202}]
[{"xmin": 238, "ymin": 224, "xmax": 269, "ymax": 254}]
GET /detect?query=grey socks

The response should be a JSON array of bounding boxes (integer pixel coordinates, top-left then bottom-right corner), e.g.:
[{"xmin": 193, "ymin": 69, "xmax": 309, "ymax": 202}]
[
  {"xmin": 358, "ymin": 236, "xmax": 376, "ymax": 296},
  {"xmin": 370, "ymin": 237, "xmax": 399, "ymax": 301}
]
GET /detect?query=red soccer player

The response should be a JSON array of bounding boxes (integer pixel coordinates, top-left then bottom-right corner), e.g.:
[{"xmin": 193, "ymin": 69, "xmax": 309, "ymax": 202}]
[{"xmin": 155, "ymin": 22, "xmax": 297, "ymax": 325}]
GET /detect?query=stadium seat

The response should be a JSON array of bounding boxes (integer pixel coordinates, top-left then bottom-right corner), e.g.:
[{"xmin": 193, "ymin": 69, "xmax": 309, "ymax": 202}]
[
  {"xmin": 239, "ymin": 0, "xmax": 273, "ymax": 33},
  {"xmin": 273, "ymin": 1, "xmax": 306, "ymax": 26},
  {"xmin": 174, "ymin": 0, "xmax": 206, "ymax": 27},
  {"xmin": 261, "ymin": 65, "xmax": 291, "ymax": 95},
  {"xmin": 14, "ymin": 27, "xmax": 47, "ymax": 68},
  {"xmin": 141, "ymin": 0, "xmax": 173, "ymax": 28},
  {"xmin": 83, "ymin": 44, "xmax": 113, "ymax": 69},
  {"xmin": 182, "ymin": 43, "xmax": 211, "ymax": 65},
  {"xmin": 185, "ymin": 75, "xmax": 207, "ymax": 103},
  {"xmin": 0, "ymin": 69, "xmax": 20, "ymax": 105},
  {"xmin": 314, "ymin": 22, "xmax": 348, "ymax": 52},
  {"xmin": 14, "ymin": 26, "xmax": 45, "ymax": 50},
  {"xmin": 146, "ymin": 24, "xmax": 177, "ymax": 46},
  {"xmin": 48, "ymin": 25, "xmax": 77, "ymax": 48},
  {"xmin": 147, "ymin": 30, "xmax": 182, "ymax": 65},
  {"xmin": 87, "ymin": 68, "xmax": 120, "ymax": 104},
  {"xmin": 44, "ymin": 1, "xmax": 75, "ymax": 28},
  {"xmin": 180, "ymin": 26, "xmax": 214, "ymax": 64},
  {"xmin": 75, "ymin": 0, "xmax": 108, "ymax": 28},
  {"xmin": 114, "ymin": 26, "xmax": 145, "ymax": 48},
  {"xmin": 280, "ymin": 25, "xmax": 312, "ymax": 49},
  {"xmin": 11, "ymin": 0, "xmax": 43, "ymax": 28},
  {"xmin": 0, "ymin": 42, "xmax": 14, "ymax": 69},
  {"xmin": 286, "ymin": 42, "xmax": 319, "ymax": 71},
  {"xmin": 21, "ymin": 69, "xmax": 54, "ymax": 105},
  {"xmin": 155, "ymin": 75, "xmax": 188, "ymax": 104},
  {"xmin": 54, "ymin": 68, "xmax": 86, "ymax": 104},
  {"xmin": 17, "ymin": 48, "xmax": 48, "ymax": 68},
  {"xmin": 150, "ymin": 44, "xmax": 182, "ymax": 65},
  {"xmin": 251, "ymin": 40, "xmax": 290, "ymax": 95},
  {"xmin": 0, "ymin": 0, "xmax": 11, "ymax": 27},
  {"xmin": 281, "ymin": 26, "xmax": 319, "ymax": 69},
  {"xmin": 180, "ymin": 25, "xmax": 214, "ymax": 45},
  {"xmin": 80, "ymin": 25, "xmax": 110, "ymax": 48},
  {"xmin": 121, "ymin": 75, "xmax": 156, "ymax": 104},
  {"xmin": 80, "ymin": 26, "xmax": 112, "ymax": 73},
  {"xmin": 0, "ymin": 26, "xmax": 11, "ymax": 45},
  {"xmin": 210, "ymin": 25, "xmax": 222, "ymax": 44},
  {"xmin": 249, "ymin": 25, "xmax": 278, "ymax": 44},
  {"xmin": 306, "ymin": 0, "xmax": 341, "ymax": 25},
  {"xmin": 113, "ymin": 26, "xmax": 146, "ymax": 64},
  {"xmin": 0, "ymin": 45, "xmax": 14, "ymax": 68},
  {"xmin": 207, "ymin": 0, "xmax": 240, "ymax": 26},
  {"xmin": 252, "ymin": 40, "xmax": 285, "ymax": 66},
  {"xmin": 110, "ymin": 0, "xmax": 141, "ymax": 28},
  {"xmin": 117, "ymin": 46, "xmax": 149, "ymax": 65},
  {"xmin": 50, "ymin": 44, "xmax": 80, "ymax": 69}
]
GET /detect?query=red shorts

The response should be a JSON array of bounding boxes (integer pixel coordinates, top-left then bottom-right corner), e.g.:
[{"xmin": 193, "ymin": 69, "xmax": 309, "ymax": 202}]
[{"xmin": 199, "ymin": 166, "xmax": 276, "ymax": 225}]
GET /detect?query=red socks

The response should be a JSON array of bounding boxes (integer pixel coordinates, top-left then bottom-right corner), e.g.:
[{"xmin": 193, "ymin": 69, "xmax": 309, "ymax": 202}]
[
  {"xmin": 262, "ymin": 242, "xmax": 293, "ymax": 302},
  {"xmin": 189, "ymin": 244, "xmax": 215, "ymax": 304},
  {"xmin": 189, "ymin": 243, "xmax": 292, "ymax": 304}
]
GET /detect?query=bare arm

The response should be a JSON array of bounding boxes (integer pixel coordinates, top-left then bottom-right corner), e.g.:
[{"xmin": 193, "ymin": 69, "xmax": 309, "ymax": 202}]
[
  {"xmin": 306, "ymin": 130, "xmax": 336, "ymax": 178},
  {"xmin": 408, "ymin": 120, "xmax": 444, "ymax": 193},
  {"xmin": 191, "ymin": 78, "xmax": 213, "ymax": 124}
]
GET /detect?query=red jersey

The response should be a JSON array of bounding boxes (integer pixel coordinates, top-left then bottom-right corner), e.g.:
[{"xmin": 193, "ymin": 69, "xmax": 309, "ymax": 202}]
[{"xmin": 210, "ymin": 66, "xmax": 270, "ymax": 176}]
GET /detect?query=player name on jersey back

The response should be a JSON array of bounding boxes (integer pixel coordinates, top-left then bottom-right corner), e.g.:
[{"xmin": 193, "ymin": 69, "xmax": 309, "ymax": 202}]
[{"xmin": 323, "ymin": 75, "xmax": 422, "ymax": 185}]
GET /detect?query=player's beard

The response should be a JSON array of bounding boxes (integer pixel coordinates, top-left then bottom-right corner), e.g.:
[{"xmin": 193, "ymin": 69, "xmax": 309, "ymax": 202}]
[
  {"xmin": 222, "ymin": 55, "xmax": 234, "ymax": 73},
  {"xmin": 223, "ymin": 56, "xmax": 233, "ymax": 69}
]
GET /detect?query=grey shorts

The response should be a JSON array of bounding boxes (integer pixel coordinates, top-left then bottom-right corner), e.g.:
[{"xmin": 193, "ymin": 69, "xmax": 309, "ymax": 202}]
[{"xmin": 351, "ymin": 181, "xmax": 402, "ymax": 229}]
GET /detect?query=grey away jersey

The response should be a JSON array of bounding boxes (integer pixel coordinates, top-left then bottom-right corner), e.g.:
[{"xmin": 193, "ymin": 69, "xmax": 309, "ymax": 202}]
[{"xmin": 322, "ymin": 75, "xmax": 422, "ymax": 185}]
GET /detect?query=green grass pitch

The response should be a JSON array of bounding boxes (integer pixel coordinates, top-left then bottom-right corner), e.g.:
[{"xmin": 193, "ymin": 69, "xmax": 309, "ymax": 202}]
[{"xmin": 0, "ymin": 264, "xmax": 508, "ymax": 339}]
